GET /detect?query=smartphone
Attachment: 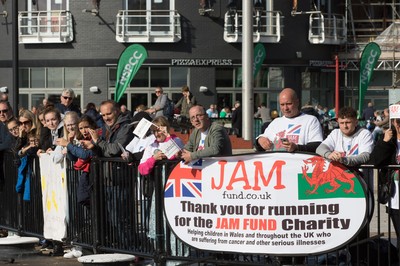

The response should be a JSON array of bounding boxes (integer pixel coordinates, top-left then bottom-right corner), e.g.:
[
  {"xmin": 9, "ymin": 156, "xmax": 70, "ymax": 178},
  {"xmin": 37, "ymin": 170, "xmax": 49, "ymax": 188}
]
[{"xmin": 281, "ymin": 137, "xmax": 289, "ymax": 144}]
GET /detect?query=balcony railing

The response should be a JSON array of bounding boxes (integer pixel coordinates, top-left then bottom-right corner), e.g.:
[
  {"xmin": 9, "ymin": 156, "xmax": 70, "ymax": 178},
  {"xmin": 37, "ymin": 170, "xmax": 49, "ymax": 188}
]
[
  {"xmin": 18, "ymin": 10, "xmax": 74, "ymax": 44},
  {"xmin": 116, "ymin": 10, "xmax": 181, "ymax": 43},
  {"xmin": 223, "ymin": 10, "xmax": 283, "ymax": 43},
  {"xmin": 309, "ymin": 13, "xmax": 347, "ymax": 45}
]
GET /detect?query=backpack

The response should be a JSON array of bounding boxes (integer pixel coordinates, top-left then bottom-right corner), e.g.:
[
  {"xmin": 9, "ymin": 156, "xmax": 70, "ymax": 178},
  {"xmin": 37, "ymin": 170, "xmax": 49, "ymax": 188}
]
[{"xmin": 163, "ymin": 97, "xmax": 175, "ymax": 119}]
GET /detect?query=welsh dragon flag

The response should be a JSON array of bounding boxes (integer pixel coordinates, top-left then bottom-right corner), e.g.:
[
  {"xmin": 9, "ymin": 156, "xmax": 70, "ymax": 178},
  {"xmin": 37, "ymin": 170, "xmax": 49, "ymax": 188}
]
[{"xmin": 114, "ymin": 44, "xmax": 148, "ymax": 103}]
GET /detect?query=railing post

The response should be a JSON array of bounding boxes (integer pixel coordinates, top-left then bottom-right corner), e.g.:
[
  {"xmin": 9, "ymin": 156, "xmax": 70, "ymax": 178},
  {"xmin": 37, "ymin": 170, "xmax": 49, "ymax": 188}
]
[
  {"xmin": 90, "ymin": 158, "xmax": 101, "ymax": 254},
  {"xmin": 153, "ymin": 163, "xmax": 166, "ymax": 265}
]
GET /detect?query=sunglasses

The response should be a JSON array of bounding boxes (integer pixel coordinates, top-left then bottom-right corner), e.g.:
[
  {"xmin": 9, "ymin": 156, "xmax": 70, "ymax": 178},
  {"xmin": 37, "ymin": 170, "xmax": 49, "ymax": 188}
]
[
  {"xmin": 62, "ymin": 96, "xmax": 72, "ymax": 100},
  {"xmin": 155, "ymin": 91, "xmax": 162, "ymax": 93},
  {"xmin": 19, "ymin": 120, "xmax": 31, "ymax": 125},
  {"xmin": 0, "ymin": 109, "xmax": 8, "ymax": 114}
]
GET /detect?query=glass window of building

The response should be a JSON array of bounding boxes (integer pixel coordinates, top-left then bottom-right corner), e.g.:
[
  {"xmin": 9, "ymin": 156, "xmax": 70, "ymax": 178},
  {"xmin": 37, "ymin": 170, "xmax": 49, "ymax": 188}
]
[
  {"xmin": 109, "ymin": 68, "xmax": 117, "ymax": 87},
  {"xmin": 268, "ymin": 67, "xmax": 283, "ymax": 88},
  {"xmin": 31, "ymin": 68, "xmax": 45, "ymax": 88},
  {"xmin": 47, "ymin": 68, "xmax": 63, "ymax": 88},
  {"xmin": 171, "ymin": 67, "xmax": 188, "ymax": 87},
  {"xmin": 150, "ymin": 67, "xmax": 169, "ymax": 87},
  {"xmin": 131, "ymin": 93, "xmax": 148, "ymax": 111},
  {"xmin": 19, "ymin": 69, "xmax": 29, "ymax": 88},
  {"xmin": 18, "ymin": 94, "xmax": 29, "ymax": 111},
  {"xmin": 130, "ymin": 67, "xmax": 149, "ymax": 87},
  {"xmin": 32, "ymin": 94, "xmax": 45, "ymax": 108},
  {"xmin": 65, "ymin": 68, "xmax": 82, "ymax": 88},
  {"xmin": 216, "ymin": 68, "xmax": 234, "ymax": 87}
]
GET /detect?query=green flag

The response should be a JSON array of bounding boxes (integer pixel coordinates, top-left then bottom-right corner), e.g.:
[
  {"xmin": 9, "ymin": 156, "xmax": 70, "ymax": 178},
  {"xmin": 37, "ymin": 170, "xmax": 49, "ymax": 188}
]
[
  {"xmin": 236, "ymin": 43, "xmax": 266, "ymax": 87},
  {"xmin": 114, "ymin": 44, "xmax": 148, "ymax": 103},
  {"xmin": 358, "ymin": 42, "xmax": 381, "ymax": 116}
]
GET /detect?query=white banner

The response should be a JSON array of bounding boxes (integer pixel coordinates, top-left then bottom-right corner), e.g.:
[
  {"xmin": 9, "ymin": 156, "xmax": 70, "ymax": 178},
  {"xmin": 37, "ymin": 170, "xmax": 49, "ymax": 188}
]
[
  {"xmin": 164, "ymin": 152, "xmax": 368, "ymax": 255},
  {"xmin": 39, "ymin": 153, "xmax": 68, "ymax": 241}
]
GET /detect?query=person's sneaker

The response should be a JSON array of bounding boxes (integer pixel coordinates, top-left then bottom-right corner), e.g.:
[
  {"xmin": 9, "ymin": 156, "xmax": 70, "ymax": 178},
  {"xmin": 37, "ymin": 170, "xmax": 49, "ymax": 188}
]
[
  {"xmin": 64, "ymin": 246, "xmax": 82, "ymax": 258},
  {"xmin": 72, "ymin": 249, "xmax": 82, "ymax": 258},
  {"xmin": 63, "ymin": 250, "xmax": 75, "ymax": 259}
]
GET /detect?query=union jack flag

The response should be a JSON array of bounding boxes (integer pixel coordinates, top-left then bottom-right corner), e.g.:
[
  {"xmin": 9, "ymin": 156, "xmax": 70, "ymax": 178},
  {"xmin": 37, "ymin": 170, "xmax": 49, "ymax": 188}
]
[
  {"xmin": 287, "ymin": 124, "xmax": 302, "ymax": 134},
  {"xmin": 165, "ymin": 164, "xmax": 202, "ymax": 198},
  {"xmin": 347, "ymin": 144, "xmax": 359, "ymax": 156}
]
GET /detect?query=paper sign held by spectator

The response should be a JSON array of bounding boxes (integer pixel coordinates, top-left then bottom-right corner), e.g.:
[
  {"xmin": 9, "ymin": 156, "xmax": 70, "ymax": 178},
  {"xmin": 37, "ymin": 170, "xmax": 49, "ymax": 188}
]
[
  {"xmin": 133, "ymin": 118, "xmax": 153, "ymax": 139},
  {"xmin": 159, "ymin": 139, "xmax": 181, "ymax": 159},
  {"xmin": 389, "ymin": 104, "xmax": 400, "ymax": 119}
]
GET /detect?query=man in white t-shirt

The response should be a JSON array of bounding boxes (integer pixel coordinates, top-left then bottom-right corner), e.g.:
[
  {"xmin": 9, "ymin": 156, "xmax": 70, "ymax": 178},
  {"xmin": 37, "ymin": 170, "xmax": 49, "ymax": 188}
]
[
  {"xmin": 255, "ymin": 88, "xmax": 323, "ymax": 152},
  {"xmin": 316, "ymin": 106, "xmax": 374, "ymax": 166}
]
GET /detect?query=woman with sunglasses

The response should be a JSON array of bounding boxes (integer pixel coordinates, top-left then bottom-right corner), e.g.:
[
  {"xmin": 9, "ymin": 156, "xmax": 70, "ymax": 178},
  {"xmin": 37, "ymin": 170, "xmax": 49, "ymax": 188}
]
[{"xmin": 11, "ymin": 109, "xmax": 38, "ymax": 155}]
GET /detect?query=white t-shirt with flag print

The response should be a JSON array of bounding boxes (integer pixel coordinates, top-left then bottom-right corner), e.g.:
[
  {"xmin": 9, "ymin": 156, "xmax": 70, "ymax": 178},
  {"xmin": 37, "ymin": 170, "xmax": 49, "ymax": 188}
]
[
  {"xmin": 320, "ymin": 127, "xmax": 374, "ymax": 157},
  {"xmin": 259, "ymin": 113, "xmax": 323, "ymax": 151}
]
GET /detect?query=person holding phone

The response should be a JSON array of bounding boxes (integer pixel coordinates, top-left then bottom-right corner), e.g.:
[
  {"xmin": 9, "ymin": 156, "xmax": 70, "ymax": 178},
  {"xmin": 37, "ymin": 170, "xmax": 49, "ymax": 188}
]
[{"xmin": 255, "ymin": 88, "xmax": 323, "ymax": 152}]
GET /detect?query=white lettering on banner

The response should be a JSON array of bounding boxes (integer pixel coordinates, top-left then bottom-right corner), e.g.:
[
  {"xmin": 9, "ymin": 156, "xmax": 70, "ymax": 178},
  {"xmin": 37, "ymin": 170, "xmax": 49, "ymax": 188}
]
[
  {"xmin": 210, "ymin": 160, "xmax": 286, "ymax": 191},
  {"xmin": 360, "ymin": 49, "xmax": 378, "ymax": 85},
  {"xmin": 163, "ymin": 153, "xmax": 368, "ymax": 255},
  {"xmin": 119, "ymin": 51, "xmax": 144, "ymax": 85}
]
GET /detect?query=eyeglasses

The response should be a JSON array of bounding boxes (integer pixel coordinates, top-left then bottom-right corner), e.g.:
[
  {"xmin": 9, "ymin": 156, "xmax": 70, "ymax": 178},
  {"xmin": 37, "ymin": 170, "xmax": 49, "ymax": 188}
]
[
  {"xmin": 190, "ymin": 113, "xmax": 206, "ymax": 121},
  {"xmin": 62, "ymin": 95, "xmax": 72, "ymax": 100},
  {"xmin": 155, "ymin": 90, "xmax": 162, "ymax": 93},
  {"xmin": 0, "ymin": 109, "xmax": 8, "ymax": 114},
  {"xmin": 8, "ymin": 126, "xmax": 18, "ymax": 132},
  {"xmin": 19, "ymin": 120, "xmax": 31, "ymax": 126}
]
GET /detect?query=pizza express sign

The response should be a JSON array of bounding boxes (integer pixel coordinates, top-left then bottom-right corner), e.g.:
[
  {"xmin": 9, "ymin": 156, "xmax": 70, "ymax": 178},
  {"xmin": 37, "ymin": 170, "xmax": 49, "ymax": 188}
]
[
  {"xmin": 164, "ymin": 152, "xmax": 368, "ymax": 255},
  {"xmin": 171, "ymin": 59, "xmax": 233, "ymax": 66}
]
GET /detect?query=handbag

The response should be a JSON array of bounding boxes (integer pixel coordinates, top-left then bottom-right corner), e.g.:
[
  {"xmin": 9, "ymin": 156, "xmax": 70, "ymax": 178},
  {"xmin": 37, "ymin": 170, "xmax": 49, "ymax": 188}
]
[{"xmin": 378, "ymin": 170, "xmax": 394, "ymax": 205}]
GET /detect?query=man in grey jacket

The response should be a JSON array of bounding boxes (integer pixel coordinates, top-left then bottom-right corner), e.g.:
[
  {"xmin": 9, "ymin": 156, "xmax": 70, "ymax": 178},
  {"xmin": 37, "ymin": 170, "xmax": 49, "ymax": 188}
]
[
  {"xmin": 182, "ymin": 105, "xmax": 232, "ymax": 164},
  {"xmin": 85, "ymin": 100, "xmax": 134, "ymax": 157}
]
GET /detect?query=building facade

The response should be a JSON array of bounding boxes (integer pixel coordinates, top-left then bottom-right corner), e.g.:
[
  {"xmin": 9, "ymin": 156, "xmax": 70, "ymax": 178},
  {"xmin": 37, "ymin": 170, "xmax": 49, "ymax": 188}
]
[{"xmin": 0, "ymin": 0, "xmax": 398, "ymax": 113}]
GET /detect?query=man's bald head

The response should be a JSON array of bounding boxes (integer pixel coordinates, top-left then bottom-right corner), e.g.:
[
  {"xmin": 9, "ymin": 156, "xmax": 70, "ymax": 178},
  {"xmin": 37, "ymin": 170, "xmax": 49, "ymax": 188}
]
[{"xmin": 279, "ymin": 88, "xmax": 300, "ymax": 118}]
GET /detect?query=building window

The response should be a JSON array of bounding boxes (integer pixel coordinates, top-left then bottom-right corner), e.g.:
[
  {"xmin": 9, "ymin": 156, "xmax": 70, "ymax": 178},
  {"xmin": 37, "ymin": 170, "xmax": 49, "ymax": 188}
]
[
  {"xmin": 65, "ymin": 68, "xmax": 82, "ymax": 88},
  {"xmin": 47, "ymin": 68, "xmax": 63, "ymax": 88},
  {"xmin": 171, "ymin": 67, "xmax": 188, "ymax": 87},
  {"xmin": 151, "ymin": 67, "xmax": 169, "ymax": 87},
  {"xmin": 216, "ymin": 68, "xmax": 234, "ymax": 87},
  {"xmin": 19, "ymin": 67, "xmax": 83, "ymax": 89},
  {"xmin": 268, "ymin": 67, "xmax": 283, "ymax": 88},
  {"xmin": 31, "ymin": 68, "xmax": 46, "ymax": 88},
  {"xmin": 109, "ymin": 66, "xmax": 188, "ymax": 89}
]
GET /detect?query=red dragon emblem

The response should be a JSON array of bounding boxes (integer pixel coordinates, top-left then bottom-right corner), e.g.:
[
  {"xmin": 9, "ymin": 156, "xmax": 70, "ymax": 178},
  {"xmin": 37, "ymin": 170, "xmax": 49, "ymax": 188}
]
[{"xmin": 301, "ymin": 156, "xmax": 356, "ymax": 194}]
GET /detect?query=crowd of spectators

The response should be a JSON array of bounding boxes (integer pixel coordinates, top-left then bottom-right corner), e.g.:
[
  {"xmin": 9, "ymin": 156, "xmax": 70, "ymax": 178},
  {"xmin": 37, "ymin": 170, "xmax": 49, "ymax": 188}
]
[{"xmin": 0, "ymin": 85, "xmax": 399, "ymax": 260}]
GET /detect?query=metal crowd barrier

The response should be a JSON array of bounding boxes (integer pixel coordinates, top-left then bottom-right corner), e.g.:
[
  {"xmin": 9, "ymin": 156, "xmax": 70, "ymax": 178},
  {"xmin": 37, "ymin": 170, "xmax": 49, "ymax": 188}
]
[{"xmin": 0, "ymin": 150, "xmax": 399, "ymax": 265}]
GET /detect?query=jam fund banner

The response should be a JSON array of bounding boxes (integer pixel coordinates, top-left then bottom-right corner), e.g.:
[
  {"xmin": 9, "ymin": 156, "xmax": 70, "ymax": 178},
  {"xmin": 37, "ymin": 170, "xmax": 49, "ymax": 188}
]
[{"xmin": 164, "ymin": 152, "xmax": 368, "ymax": 255}]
